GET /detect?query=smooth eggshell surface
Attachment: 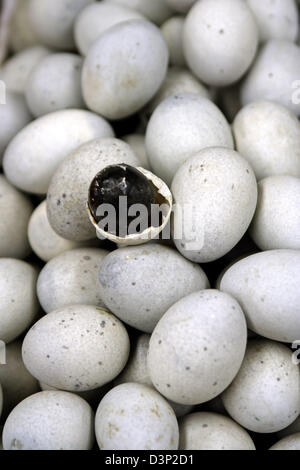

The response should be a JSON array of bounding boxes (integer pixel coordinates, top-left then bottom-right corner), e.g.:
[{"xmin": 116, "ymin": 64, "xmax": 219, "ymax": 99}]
[
  {"xmin": 222, "ymin": 339, "xmax": 300, "ymax": 433},
  {"xmin": 98, "ymin": 244, "xmax": 209, "ymax": 332},
  {"xmin": 3, "ymin": 109, "xmax": 114, "ymax": 195},
  {"xmin": 220, "ymin": 250, "xmax": 300, "ymax": 343},
  {"xmin": 3, "ymin": 391, "xmax": 94, "ymax": 450},
  {"xmin": 22, "ymin": 305, "xmax": 130, "ymax": 392},
  {"xmin": 37, "ymin": 248, "xmax": 109, "ymax": 313},
  {"xmin": 148, "ymin": 290, "xmax": 247, "ymax": 405},
  {"xmin": 171, "ymin": 147, "xmax": 257, "ymax": 263},
  {"xmin": 95, "ymin": 383, "xmax": 179, "ymax": 450},
  {"xmin": 82, "ymin": 19, "xmax": 169, "ymax": 120},
  {"xmin": 270, "ymin": 433, "xmax": 300, "ymax": 451},
  {"xmin": 179, "ymin": 412, "xmax": 256, "ymax": 450}
]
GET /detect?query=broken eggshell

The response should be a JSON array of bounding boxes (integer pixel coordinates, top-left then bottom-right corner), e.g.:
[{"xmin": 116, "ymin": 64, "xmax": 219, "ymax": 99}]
[{"xmin": 87, "ymin": 165, "xmax": 173, "ymax": 246}]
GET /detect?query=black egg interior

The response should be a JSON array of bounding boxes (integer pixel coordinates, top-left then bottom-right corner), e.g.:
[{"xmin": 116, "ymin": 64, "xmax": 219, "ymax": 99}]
[{"xmin": 88, "ymin": 164, "xmax": 157, "ymax": 237}]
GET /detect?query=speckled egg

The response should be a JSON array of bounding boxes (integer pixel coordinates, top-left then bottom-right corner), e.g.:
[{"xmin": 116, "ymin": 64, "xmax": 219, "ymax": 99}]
[
  {"xmin": 148, "ymin": 289, "xmax": 247, "ymax": 405},
  {"xmin": 46, "ymin": 138, "xmax": 139, "ymax": 242},
  {"xmin": 233, "ymin": 100, "xmax": 300, "ymax": 180},
  {"xmin": 249, "ymin": 176, "xmax": 300, "ymax": 250},
  {"xmin": 25, "ymin": 53, "xmax": 84, "ymax": 117},
  {"xmin": 0, "ymin": 175, "xmax": 33, "ymax": 259},
  {"xmin": 22, "ymin": 305, "xmax": 130, "ymax": 391},
  {"xmin": 3, "ymin": 391, "xmax": 94, "ymax": 450},
  {"xmin": 222, "ymin": 339, "xmax": 300, "ymax": 433},
  {"xmin": 3, "ymin": 110, "xmax": 114, "ymax": 195},
  {"xmin": 220, "ymin": 250, "xmax": 300, "ymax": 343},
  {"xmin": 98, "ymin": 244, "xmax": 209, "ymax": 332},
  {"xmin": 171, "ymin": 147, "xmax": 257, "ymax": 263},
  {"xmin": 0, "ymin": 259, "xmax": 39, "ymax": 343},
  {"xmin": 183, "ymin": 0, "xmax": 258, "ymax": 86},
  {"xmin": 179, "ymin": 412, "xmax": 256, "ymax": 450},
  {"xmin": 145, "ymin": 93, "xmax": 233, "ymax": 185},
  {"xmin": 95, "ymin": 383, "xmax": 179, "ymax": 450},
  {"xmin": 82, "ymin": 19, "xmax": 168, "ymax": 120},
  {"xmin": 37, "ymin": 248, "xmax": 109, "ymax": 313}
]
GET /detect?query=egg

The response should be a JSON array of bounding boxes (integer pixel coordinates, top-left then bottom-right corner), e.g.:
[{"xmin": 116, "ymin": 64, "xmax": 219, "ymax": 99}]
[
  {"xmin": 0, "ymin": 46, "xmax": 52, "ymax": 94},
  {"xmin": 0, "ymin": 92, "xmax": 32, "ymax": 166},
  {"xmin": 220, "ymin": 250, "xmax": 300, "ymax": 343},
  {"xmin": 171, "ymin": 147, "xmax": 257, "ymax": 263},
  {"xmin": 161, "ymin": 16, "xmax": 186, "ymax": 67},
  {"xmin": 25, "ymin": 53, "xmax": 85, "ymax": 117},
  {"xmin": 37, "ymin": 248, "xmax": 109, "ymax": 313},
  {"xmin": 249, "ymin": 176, "xmax": 300, "ymax": 250},
  {"xmin": 179, "ymin": 412, "xmax": 255, "ymax": 450},
  {"xmin": 222, "ymin": 340, "xmax": 300, "ymax": 433},
  {"xmin": 28, "ymin": 0, "xmax": 94, "ymax": 50},
  {"xmin": 0, "ymin": 175, "xmax": 33, "ymax": 259},
  {"xmin": 145, "ymin": 94, "xmax": 234, "ymax": 186},
  {"xmin": 105, "ymin": 0, "xmax": 173, "ymax": 25},
  {"xmin": 98, "ymin": 244, "xmax": 209, "ymax": 332},
  {"xmin": 183, "ymin": 0, "xmax": 258, "ymax": 86},
  {"xmin": 3, "ymin": 109, "xmax": 114, "ymax": 195},
  {"xmin": 246, "ymin": 0, "xmax": 299, "ymax": 43},
  {"xmin": 3, "ymin": 391, "xmax": 94, "ymax": 450},
  {"xmin": 241, "ymin": 40, "xmax": 300, "ymax": 116},
  {"xmin": 82, "ymin": 19, "xmax": 169, "ymax": 120},
  {"xmin": 148, "ymin": 289, "xmax": 247, "ymax": 405},
  {"xmin": 115, "ymin": 334, "xmax": 194, "ymax": 418},
  {"xmin": 74, "ymin": 2, "xmax": 145, "ymax": 56},
  {"xmin": 0, "ymin": 259, "xmax": 39, "ymax": 343},
  {"xmin": 22, "ymin": 305, "xmax": 130, "ymax": 391},
  {"xmin": 9, "ymin": 0, "xmax": 39, "ymax": 52},
  {"xmin": 0, "ymin": 341, "xmax": 40, "ymax": 421},
  {"xmin": 233, "ymin": 101, "xmax": 300, "ymax": 180},
  {"xmin": 47, "ymin": 138, "xmax": 139, "ymax": 242},
  {"xmin": 95, "ymin": 383, "xmax": 179, "ymax": 450},
  {"xmin": 270, "ymin": 433, "xmax": 300, "ymax": 450},
  {"xmin": 28, "ymin": 200, "xmax": 82, "ymax": 262}
]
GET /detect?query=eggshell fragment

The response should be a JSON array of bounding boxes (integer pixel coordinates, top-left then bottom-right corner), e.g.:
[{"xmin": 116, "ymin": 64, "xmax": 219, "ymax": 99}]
[
  {"xmin": 95, "ymin": 383, "xmax": 179, "ymax": 450},
  {"xmin": 222, "ymin": 339, "xmax": 300, "ymax": 433},
  {"xmin": 22, "ymin": 305, "xmax": 130, "ymax": 392},
  {"xmin": 148, "ymin": 290, "xmax": 247, "ymax": 405}
]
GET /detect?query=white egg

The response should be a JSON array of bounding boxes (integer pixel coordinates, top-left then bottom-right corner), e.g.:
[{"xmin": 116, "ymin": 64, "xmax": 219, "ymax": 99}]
[
  {"xmin": 3, "ymin": 109, "xmax": 114, "ymax": 195},
  {"xmin": 233, "ymin": 101, "xmax": 300, "ymax": 180},
  {"xmin": 22, "ymin": 305, "xmax": 130, "ymax": 391},
  {"xmin": 183, "ymin": 0, "xmax": 258, "ymax": 86},
  {"xmin": 0, "ymin": 92, "xmax": 32, "ymax": 166},
  {"xmin": 3, "ymin": 391, "xmax": 94, "ymax": 450},
  {"xmin": 0, "ymin": 46, "xmax": 52, "ymax": 94},
  {"xmin": 99, "ymin": 244, "xmax": 209, "ymax": 332},
  {"xmin": 220, "ymin": 250, "xmax": 300, "ymax": 343},
  {"xmin": 28, "ymin": 0, "xmax": 94, "ymax": 50},
  {"xmin": 0, "ymin": 175, "xmax": 33, "ymax": 259},
  {"xmin": 82, "ymin": 19, "xmax": 169, "ymax": 120},
  {"xmin": 95, "ymin": 383, "xmax": 179, "ymax": 450},
  {"xmin": 37, "ymin": 248, "xmax": 109, "ymax": 313},
  {"xmin": 148, "ymin": 290, "xmax": 247, "ymax": 405},
  {"xmin": 145, "ymin": 94, "xmax": 233, "ymax": 186},
  {"xmin": 171, "ymin": 147, "xmax": 257, "ymax": 263},
  {"xmin": 246, "ymin": 0, "xmax": 298, "ymax": 43},
  {"xmin": 241, "ymin": 40, "xmax": 300, "ymax": 116},
  {"xmin": 161, "ymin": 16, "xmax": 186, "ymax": 67},
  {"xmin": 46, "ymin": 138, "xmax": 139, "ymax": 242},
  {"xmin": 74, "ymin": 2, "xmax": 144, "ymax": 56},
  {"xmin": 25, "ymin": 53, "xmax": 85, "ymax": 117},
  {"xmin": 270, "ymin": 433, "xmax": 300, "ymax": 450},
  {"xmin": 179, "ymin": 412, "xmax": 255, "ymax": 450},
  {"xmin": 0, "ymin": 259, "xmax": 39, "ymax": 343},
  {"xmin": 249, "ymin": 176, "xmax": 300, "ymax": 250},
  {"xmin": 222, "ymin": 339, "xmax": 300, "ymax": 433},
  {"xmin": 0, "ymin": 341, "xmax": 39, "ymax": 421}
]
